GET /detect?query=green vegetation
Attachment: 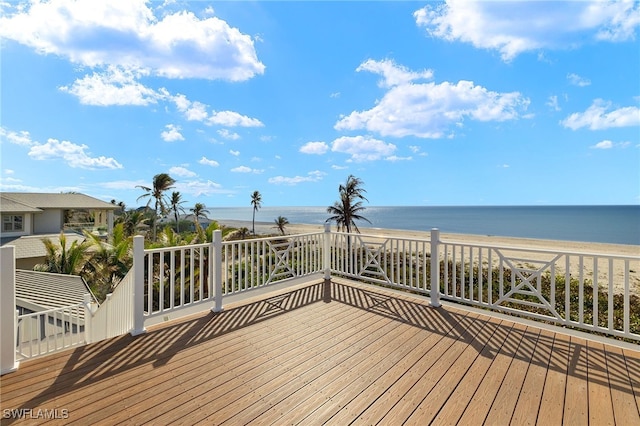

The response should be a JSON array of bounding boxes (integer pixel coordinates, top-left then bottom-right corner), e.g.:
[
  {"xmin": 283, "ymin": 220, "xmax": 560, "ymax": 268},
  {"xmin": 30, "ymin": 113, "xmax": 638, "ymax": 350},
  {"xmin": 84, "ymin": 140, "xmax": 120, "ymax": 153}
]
[
  {"xmin": 250, "ymin": 190, "xmax": 262, "ymax": 235},
  {"xmin": 273, "ymin": 216, "xmax": 289, "ymax": 235},
  {"xmin": 326, "ymin": 174, "xmax": 370, "ymax": 233},
  {"xmin": 136, "ymin": 173, "xmax": 176, "ymax": 241}
]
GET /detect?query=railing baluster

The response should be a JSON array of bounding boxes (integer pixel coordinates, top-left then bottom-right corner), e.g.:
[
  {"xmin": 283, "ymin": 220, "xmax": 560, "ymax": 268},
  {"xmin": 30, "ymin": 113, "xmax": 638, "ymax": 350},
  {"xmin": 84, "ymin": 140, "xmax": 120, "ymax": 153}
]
[{"xmin": 608, "ymin": 258, "xmax": 614, "ymax": 331}]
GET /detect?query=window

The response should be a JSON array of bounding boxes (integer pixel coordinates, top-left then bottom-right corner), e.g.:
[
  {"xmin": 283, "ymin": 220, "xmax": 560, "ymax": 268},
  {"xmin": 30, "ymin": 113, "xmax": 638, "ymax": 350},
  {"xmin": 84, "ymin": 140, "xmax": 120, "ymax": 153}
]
[{"xmin": 2, "ymin": 215, "xmax": 23, "ymax": 232}]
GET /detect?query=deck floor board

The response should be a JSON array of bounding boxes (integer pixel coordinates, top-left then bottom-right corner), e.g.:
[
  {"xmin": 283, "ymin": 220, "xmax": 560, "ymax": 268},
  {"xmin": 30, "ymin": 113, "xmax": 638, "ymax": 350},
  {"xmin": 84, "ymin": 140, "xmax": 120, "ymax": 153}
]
[{"xmin": 1, "ymin": 279, "xmax": 638, "ymax": 426}]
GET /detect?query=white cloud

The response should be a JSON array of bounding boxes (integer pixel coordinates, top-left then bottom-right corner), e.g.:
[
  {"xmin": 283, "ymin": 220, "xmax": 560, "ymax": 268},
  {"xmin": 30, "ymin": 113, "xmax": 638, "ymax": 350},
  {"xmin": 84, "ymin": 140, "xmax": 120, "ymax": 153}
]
[
  {"xmin": 208, "ymin": 111, "xmax": 263, "ymax": 127},
  {"xmin": 331, "ymin": 136, "xmax": 396, "ymax": 162},
  {"xmin": 268, "ymin": 170, "xmax": 326, "ymax": 185},
  {"xmin": 199, "ymin": 157, "xmax": 219, "ymax": 167},
  {"xmin": 567, "ymin": 73, "xmax": 591, "ymax": 87},
  {"xmin": 546, "ymin": 95, "xmax": 561, "ymax": 112},
  {"xmin": 336, "ymin": 61, "xmax": 529, "ymax": 139},
  {"xmin": 0, "ymin": 0, "xmax": 265, "ymax": 81},
  {"xmin": 217, "ymin": 129, "xmax": 240, "ymax": 140},
  {"xmin": 591, "ymin": 140, "xmax": 631, "ymax": 149},
  {"xmin": 161, "ymin": 124, "xmax": 185, "ymax": 142},
  {"xmin": 231, "ymin": 166, "xmax": 263, "ymax": 174},
  {"xmin": 300, "ymin": 141, "xmax": 329, "ymax": 155},
  {"xmin": 357, "ymin": 59, "xmax": 433, "ymax": 88},
  {"xmin": 229, "ymin": 150, "xmax": 240, "ymax": 156},
  {"xmin": 181, "ymin": 100, "xmax": 209, "ymax": 122},
  {"xmin": 28, "ymin": 138, "xmax": 123, "ymax": 169},
  {"xmin": 414, "ymin": 1, "xmax": 640, "ymax": 61},
  {"xmin": 331, "ymin": 165, "xmax": 348, "ymax": 170},
  {"xmin": 408, "ymin": 145, "xmax": 429, "ymax": 157},
  {"xmin": 385, "ymin": 155, "xmax": 412, "ymax": 162},
  {"xmin": 169, "ymin": 93, "xmax": 263, "ymax": 128},
  {"xmin": 59, "ymin": 66, "xmax": 159, "ymax": 106},
  {"xmin": 0, "ymin": 127, "xmax": 34, "ymax": 146},
  {"xmin": 175, "ymin": 179, "xmax": 228, "ymax": 197},
  {"xmin": 592, "ymin": 140, "xmax": 613, "ymax": 149},
  {"xmin": 562, "ymin": 99, "xmax": 640, "ymax": 130},
  {"xmin": 169, "ymin": 166, "xmax": 196, "ymax": 177},
  {"xmin": 100, "ymin": 179, "xmax": 147, "ymax": 190}
]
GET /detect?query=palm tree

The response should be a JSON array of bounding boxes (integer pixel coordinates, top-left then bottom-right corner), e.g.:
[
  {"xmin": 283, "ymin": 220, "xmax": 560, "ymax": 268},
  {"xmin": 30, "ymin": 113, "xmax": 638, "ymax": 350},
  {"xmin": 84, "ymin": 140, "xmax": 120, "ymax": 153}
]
[
  {"xmin": 190, "ymin": 202, "xmax": 210, "ymax": 230},
  {"xmin": 118, "ymin": 209, "xmax": 149, "ymax": 237},
  {"xmin": 226, "ymin": 227, "xmax": 250, "ymax": 241},
  {"xmin": 34, "ymin": 232, "xmax": 92, "ymax": 275},
  {"xmin": 136, "ymin": 173, "xmax": 176, "ymax": 241},
  {"xmin": 273, "ymin": 216, "xmax": 289, "ymax": 235},
  {"xmin": 84, "ymin": 223, "xmax": 133, "ymax": 302},
  {"xmin": 326, "ymin": 175, "xmax": 370, "ymax": 233},
  {"xmin": 326, "ymin": 175, "xmax": 371, "ymax": 271},
  {"xmin": 250, "ymin": 190, "xmax": 262, "ymax": 235},
  {"xmin": 169, "ymin": 191, "xmax": 187, "ymax": 233}
]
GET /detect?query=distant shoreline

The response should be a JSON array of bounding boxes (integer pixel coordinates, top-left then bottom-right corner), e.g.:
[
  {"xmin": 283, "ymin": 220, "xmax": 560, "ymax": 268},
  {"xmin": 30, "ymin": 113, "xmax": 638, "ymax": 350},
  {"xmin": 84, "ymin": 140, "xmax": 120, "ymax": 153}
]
[{"xmin": 209, "ymin": 205, "xmax": 640, "ymax": 245}]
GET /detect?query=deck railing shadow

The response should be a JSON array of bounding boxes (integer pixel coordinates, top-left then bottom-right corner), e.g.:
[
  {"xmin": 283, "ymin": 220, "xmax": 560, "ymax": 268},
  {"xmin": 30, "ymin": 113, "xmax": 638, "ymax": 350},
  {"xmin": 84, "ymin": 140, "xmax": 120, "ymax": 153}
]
[
  {"xmin": 3, "ymin": 281, "xmax": 328, "ymax": 424},
  {"xmin": 330, "ymin": 280, "xmax": 638, "ymax": 398},
  {"xmin": 4, "ymin": 279, "xmax": 637, "ymax": 423}
]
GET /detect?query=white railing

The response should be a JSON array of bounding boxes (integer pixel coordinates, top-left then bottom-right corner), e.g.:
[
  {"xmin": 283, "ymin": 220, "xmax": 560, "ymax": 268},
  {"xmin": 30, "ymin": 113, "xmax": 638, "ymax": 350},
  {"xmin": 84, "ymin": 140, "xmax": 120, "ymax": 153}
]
[
  {"xmin": 138, "ymin": 232, "xmax": 325, "ymax": 325},
  {"xmin": 329, "ymin": 231, "xmax": 433, "ymax": 294},
  {"xmin": 16, "ymin": 302, "xmax": 88, "ymax": 360},
  {"xmin": 143, "ymin": 242, "xmax": 214, "ymax": 320},
  {"xmin": 222, "ymin": 232, "xmax": 324, "ymax": 296},
  {"xmin": 87, "ymin": 269, "xmax": 134, "ymax": 342},
  {"xmin": 439, "ymin": 240, "xmax": 640, "ymax": 341},
  {"xmin": 330, "ymin": 229, "xmax": 640, "ymax": 341},
  {"xmin": 2, "ymin": 228, "xmax": 638, "ymax": 374}
]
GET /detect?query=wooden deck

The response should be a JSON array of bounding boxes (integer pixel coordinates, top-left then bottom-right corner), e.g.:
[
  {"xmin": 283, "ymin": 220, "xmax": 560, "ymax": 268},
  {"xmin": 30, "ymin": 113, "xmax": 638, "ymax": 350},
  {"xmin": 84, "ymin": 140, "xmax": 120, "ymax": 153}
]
[{"xmin": 2, "ymin": 279, "xmax": 639, "ymax": 425}]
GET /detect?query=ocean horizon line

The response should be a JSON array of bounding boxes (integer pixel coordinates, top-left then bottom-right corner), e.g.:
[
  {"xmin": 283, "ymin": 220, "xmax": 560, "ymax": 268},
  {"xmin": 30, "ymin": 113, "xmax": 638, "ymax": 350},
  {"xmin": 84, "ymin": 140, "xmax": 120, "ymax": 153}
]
[{"xmin": 204, "ymin": 205, "xmax": 639, "ymax": 246}]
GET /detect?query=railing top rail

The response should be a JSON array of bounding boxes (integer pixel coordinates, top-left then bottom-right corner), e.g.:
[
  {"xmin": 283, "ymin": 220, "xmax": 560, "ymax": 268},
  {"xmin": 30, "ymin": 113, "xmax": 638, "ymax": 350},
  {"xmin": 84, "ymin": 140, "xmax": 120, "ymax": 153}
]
[
  {"xmin": 221, "ymin": 232, "xmax": 325, "ymax": 245},
  {"xmin": 440, "ymin": 237, "xmax": 640, "ymax": 260},
  {"xmin": 331, "ymin": 230, "xmax": 434, "ymax": 244},
  {"xmin": 144, "ymin": 242, "xmax": 210, "ymax": 254},
  {"xmin": 17, "ymin": 302, "xmax": 85, "ymax": 318}
]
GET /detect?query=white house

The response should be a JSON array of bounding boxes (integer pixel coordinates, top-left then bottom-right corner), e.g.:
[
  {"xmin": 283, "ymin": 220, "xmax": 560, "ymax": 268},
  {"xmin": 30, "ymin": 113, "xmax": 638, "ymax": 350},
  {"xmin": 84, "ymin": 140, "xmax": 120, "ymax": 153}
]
[{"xmin": 0, "ymin": 192, "xmax": 119, "ymax": 269}]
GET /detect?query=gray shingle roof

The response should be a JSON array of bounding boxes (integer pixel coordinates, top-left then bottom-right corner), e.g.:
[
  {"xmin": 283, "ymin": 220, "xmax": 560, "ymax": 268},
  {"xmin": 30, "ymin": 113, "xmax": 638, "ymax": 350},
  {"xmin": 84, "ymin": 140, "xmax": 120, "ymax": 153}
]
[
  {"xmin": 0, "ymin": 197, "xmax": 42, "ymax": 213},
  {"xmin": 1, "ymin": 192, "xmax": 119, "ymax": 212},
  {"xmin": 15, "ymin": 269, "xmax": 97, "ymax": 315},
  {"xmin": 1, "ymin": 233, "xmax": 86, "ymax": 259}
]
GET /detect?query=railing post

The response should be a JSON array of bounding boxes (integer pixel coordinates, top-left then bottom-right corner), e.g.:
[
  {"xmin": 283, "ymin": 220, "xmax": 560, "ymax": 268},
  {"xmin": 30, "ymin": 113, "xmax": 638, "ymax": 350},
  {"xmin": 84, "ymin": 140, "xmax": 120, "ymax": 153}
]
[
  {"xmin": 83, "ymin": 294, "xmax": 93, "ymax": 344},
  {"xmin": 212, "ymin": 230, "xmax": 223, "ymax": 313},
  {"xmin": 131, "ymin": 235, "xmax": 146, "ymax": 336},
  {"xmin": 430, "ymin": 228, "xmax": 441, "ymax": 308},
  {"xmin": 1, "ymin": 246, "xmax": 19, "ymax": 374},
  {"xmin": 324, "ymin": 223, "xmax": 331, "ymax": 280}
]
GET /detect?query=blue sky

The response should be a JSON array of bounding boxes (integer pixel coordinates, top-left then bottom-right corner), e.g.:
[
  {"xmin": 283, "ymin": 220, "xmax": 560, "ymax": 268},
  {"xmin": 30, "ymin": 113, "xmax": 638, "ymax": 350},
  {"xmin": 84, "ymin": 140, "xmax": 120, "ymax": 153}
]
[{"xmin": 1, "ymin": 0, "xmax": 639, "ymax": 210}]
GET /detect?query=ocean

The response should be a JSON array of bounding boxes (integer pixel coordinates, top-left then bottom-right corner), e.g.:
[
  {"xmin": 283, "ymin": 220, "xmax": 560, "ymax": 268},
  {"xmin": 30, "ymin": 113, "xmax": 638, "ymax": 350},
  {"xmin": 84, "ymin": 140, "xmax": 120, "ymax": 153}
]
[{"xmin": 210, "ymin": 205, "xmax": 640, "ymax": 246}]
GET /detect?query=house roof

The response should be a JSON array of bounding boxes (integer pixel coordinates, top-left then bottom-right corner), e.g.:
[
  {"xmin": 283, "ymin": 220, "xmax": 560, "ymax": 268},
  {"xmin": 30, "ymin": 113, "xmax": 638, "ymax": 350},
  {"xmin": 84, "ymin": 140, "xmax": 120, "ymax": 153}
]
[
  {"xmin": 0, "ymin": 197, "xmax": 42, "ymax": 213},
  {"xmin": 0, "ymin": 192, "xmax": 119, "ymax": 212},
  {"xmin": 1, "ymin": 233, "xmax": 87, "ymax": 259},
  {"xmin": 15, "ymin": 269, "xmax": 97, "ymax": 314}
]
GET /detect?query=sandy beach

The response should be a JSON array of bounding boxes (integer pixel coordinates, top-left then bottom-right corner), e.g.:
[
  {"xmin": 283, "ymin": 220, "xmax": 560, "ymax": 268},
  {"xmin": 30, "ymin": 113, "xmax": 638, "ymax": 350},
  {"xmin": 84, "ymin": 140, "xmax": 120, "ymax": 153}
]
[{"xmin": 219, "ymin": 219, "xmax": 640, "ymax": 295}]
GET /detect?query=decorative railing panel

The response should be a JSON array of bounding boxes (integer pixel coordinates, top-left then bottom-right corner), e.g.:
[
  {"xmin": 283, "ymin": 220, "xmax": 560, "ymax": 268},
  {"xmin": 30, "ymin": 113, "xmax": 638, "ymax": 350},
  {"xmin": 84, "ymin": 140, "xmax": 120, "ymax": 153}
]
[
  {"xmin": 439, "ymin": 241, "xmax": 640, "ymax": 341},
  {"xmin": 329, "ymin": 232, "xmax": 433, "ymax": 295},
  {"xmin": 222, "ymin": 232, "xmax": 324, "ymax": 296}
]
